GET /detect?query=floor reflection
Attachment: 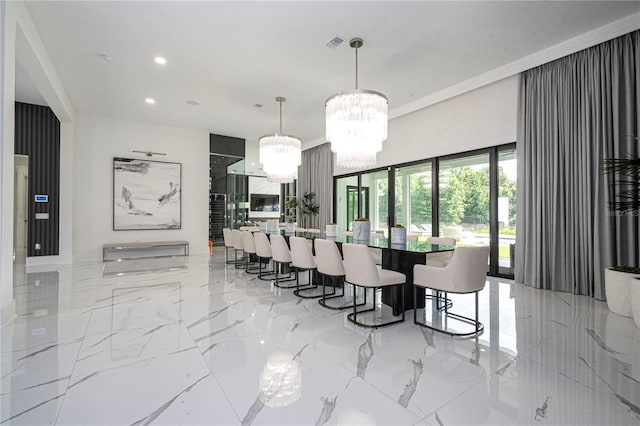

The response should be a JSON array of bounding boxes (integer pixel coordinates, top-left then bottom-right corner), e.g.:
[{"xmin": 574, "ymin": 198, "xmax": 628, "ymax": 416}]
[{"xmin": 1, "ymin": 252, "xmax": 638, "ymax": 425}]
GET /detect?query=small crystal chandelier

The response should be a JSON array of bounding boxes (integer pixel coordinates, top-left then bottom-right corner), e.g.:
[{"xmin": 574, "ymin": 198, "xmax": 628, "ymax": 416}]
[
  {"xmin": 259, "ymin": 97, "xmax": 302, "ymax": 183},
  {"xmin": 326, "ymin": 37, "xmax": 388, "ymax": 168}
]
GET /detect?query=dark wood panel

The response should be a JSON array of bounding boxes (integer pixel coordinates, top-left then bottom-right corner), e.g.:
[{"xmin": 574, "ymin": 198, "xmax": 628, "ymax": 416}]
[{"xmin": 14, "ymin": 102, "xmax": 60, "ymax": 257}]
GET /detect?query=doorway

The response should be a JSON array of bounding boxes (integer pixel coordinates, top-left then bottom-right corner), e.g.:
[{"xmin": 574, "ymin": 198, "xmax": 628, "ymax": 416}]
[{"xmin": 14, "ymin": 155, "xmax": 29, "ymax": 265}]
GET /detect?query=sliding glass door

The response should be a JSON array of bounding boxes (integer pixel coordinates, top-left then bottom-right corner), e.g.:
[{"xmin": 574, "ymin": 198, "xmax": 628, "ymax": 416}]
[
  {"xmin": 498, "ymin": 147, "xmax": 517, "ymax": 276},
  {"xmin": 395, "ymin": 162, "xmax": 433, "ymax": 240},
  {"xmin": 438, "ymin": 154, "xmax": 491, "ymax": 252},
  {"xmin": 332, "ymin": 143, "xmax": 516, "ymax": 278},
  {"xmin": 335, "ymin": 175, "xmax": 358, "ymax": 234},
  {"xmin": 361, "ymin": 170, "xmax": 389, "ymax": 236}
]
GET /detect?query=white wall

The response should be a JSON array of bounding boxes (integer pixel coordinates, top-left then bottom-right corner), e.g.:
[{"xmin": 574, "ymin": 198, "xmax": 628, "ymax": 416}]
[
  {"xmin": 72, "ymin": 113, "xmax": 210, "ymax": 261},
  {"xmin": 334, "ymin": 76, "xmax": 519, "ymax": 176},
  {"xmin": 1, "ymin": 1, "xmax": 16, "ymax": 320}
]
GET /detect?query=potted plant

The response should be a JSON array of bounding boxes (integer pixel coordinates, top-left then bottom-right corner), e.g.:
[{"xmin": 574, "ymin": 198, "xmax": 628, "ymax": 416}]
[
  {"xmin": 390, "ymin": 224, "xmax": 406, "ymax": 245},
  {"xmin": 300, "ymin": 191, "xmax": 320, "ymax": 228},
  {"xmin": 602, "ymin": 136, "xmax": 640, "ymax": 319},
  {"xmin": 352, "ymin": 218, "xmax": 370, "ymax": 242}
]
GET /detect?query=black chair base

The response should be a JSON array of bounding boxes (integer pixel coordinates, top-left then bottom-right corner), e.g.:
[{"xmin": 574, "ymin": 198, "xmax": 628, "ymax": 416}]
[
  {"xmin": 234, "ymin": 250, "xmax": 248, "ymax": 269},
  {"xmin": 272, "ymin": 261, "xmax": 298, "ymax": 288},
  {"xmin": 318, "ymin": 275, "xmax": 366, "ymax": 311},
  {"xmin": 225, "ymin": 247, "xmax": 236, "ymax": 264},
  {"xmin": 427, "ymin": 291, "xmax": 453, "ymax": 311},
  {"xmin": 293, "ymin": 268, "xmax": 323, "ymax": 299},
  {"xmin": 257, "ymin": 258, "xmax": 276, "ymax": 281},
  {"xmin": 347, "ymin": 283, "xmax": 405, "ymax": 328},
  {"xmin": 413, "ymin": 287, "xmax": 483, "ymax": 337}
]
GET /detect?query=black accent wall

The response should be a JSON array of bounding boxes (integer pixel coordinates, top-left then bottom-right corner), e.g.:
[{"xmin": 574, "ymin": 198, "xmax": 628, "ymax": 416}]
[
  {"xmin": 209, "ymin": 133, "xmax": 245, "ymax": 157},
  {"xmin": 14, "ymin": 102, "xmax": 61, "ymax": 257}
]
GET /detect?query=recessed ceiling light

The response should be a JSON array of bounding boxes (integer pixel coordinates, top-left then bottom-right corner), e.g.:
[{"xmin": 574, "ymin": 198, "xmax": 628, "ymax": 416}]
[
  {"xmin": 186, "ymin": 100, "xmax": 200, "ymax": 106},
  {"xmin": 251, "ymin": 162, "xmax": 255, "ymax": 166},
  {"xmin": 154, "ymin": 56, "xmax": 167, "ymax": 65},
  {"xmin": 98, "ymin": 53, "xmax": 112, "ymax": 62},
  {"xmin": 145, "ymin": 98, "xmax": 155, "ymax": 104}
]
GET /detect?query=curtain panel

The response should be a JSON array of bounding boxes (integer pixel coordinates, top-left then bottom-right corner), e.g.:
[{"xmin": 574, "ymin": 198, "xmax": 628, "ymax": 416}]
[
  {"xmin": 297, "ymin": 143, "xmax": 333, "ymax": 229},
  {"xmin": 516, "ymin": 30, "xmax": 639, "ymax": 299}
]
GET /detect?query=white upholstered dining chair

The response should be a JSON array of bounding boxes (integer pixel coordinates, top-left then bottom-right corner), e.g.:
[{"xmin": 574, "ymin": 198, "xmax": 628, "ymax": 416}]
[{"xmin": 413, "ymin": 246, "xmax": 489, "ymax": 337}]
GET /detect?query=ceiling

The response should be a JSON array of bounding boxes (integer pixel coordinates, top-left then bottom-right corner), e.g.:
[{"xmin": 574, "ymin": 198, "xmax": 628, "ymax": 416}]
[{"xmin": 21, "ymin": 1, "xmax": 640, "ymax": 160}]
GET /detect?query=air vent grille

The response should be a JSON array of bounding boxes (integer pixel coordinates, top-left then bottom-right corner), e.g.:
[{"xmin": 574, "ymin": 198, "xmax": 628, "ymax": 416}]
[{"xmin": 326, "ymin": 36, "xmax": 344, "ymax": 49}]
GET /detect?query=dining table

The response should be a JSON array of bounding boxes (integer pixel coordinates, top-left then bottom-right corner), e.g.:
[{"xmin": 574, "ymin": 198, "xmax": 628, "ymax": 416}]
[{"xmin": 277, "ymin": 230, "xmax": 455, "ymax": 315}]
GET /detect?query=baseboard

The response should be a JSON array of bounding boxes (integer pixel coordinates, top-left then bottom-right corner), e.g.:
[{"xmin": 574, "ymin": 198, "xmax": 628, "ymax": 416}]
[{"xmin": 26, "ymin": 254, "xmax": 73, "ymax": 267}]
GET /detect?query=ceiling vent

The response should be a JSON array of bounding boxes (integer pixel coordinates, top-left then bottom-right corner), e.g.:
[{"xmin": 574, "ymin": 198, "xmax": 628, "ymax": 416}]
[{"xmin": 326, "ymin": 36, "xmax": 344, "ymax": 49}]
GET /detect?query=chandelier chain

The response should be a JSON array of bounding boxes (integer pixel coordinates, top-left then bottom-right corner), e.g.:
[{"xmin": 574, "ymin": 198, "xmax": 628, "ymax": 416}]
[{"xmin": 355, "ymin": 45, "xmax": 358, "ymax": 89}]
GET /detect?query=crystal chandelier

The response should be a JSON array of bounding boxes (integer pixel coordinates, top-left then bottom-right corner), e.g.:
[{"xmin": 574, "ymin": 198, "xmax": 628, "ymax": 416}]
[
  {"xmin": 326, "ymin": 38, "xmax": 388, "ymax": 168},
  {"xmin": 259, "ymin": 97, "xmax": 302, "ymax": 183}
]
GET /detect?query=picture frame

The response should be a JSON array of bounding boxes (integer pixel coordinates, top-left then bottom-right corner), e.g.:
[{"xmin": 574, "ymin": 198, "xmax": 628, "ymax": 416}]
[{"xmin": 113, "ymin": 157, "xmax": 182, "ymax": 230}]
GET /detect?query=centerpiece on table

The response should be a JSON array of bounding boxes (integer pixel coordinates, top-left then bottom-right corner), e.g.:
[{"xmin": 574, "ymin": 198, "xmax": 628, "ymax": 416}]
[
  {"xmin": 390, "ymin": 224, "xmax": 406, "ymax": 245},
  {"xmin": 326, "ymin": 223, "xmax": 337, "ymax": 237},
  {"xmin": 352, "ymin": 218, "xmax": 370, "ymax": 242}
]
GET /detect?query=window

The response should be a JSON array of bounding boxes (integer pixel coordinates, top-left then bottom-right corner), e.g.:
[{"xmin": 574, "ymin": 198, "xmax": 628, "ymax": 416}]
[
  {"xmin": 395, "ymin": 162, "xmax": 433, "ymax": 240},
  {"xmin": 332, "ymin": 143, "xmax": 516, "ymax": 278},
  {"xmin": 438, "ymin": 154, "xmax": 491, "ymax": 253}
]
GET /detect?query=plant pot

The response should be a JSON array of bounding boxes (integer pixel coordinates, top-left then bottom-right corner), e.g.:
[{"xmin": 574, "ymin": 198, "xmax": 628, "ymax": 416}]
[
  {"xmin": 325, "ymin": 224, "xmax": 337, "ymax": 237},
  {"xmin": 285, "ymin": 223, "xmax": 296, "ymax": 233},
  {"xmin": 352, "ymin": 221, "xmax": 370, "ymax": 242},
  {"xmin": 391, "ymin": 227, "xmax": 406, "ymax": 245},
  {"xmin": 259, "ymin": 221, "xmax": 267, "ymax": 232},
  {"xmin": 605, "ymin": 268, "xmax": 640, "ymax": 318},
  {"xmin": 631, "ymin": 278, "xmax": 640, "ymax": 328}
]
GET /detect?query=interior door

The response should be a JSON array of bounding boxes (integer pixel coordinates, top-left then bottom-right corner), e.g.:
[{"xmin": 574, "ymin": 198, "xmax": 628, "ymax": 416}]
[{"xmin": 14, "ymin": 156, "xmax": 29, "ymax": 263}]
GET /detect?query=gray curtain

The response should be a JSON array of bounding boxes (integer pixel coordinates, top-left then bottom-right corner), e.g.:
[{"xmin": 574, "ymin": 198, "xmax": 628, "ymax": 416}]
[
  {"xmin": 516, "ymin": 31, "xmax": 639, "ymax": 299},
  {"xmin": 297, "ymin": 143, "xmax": 333, "ymax": 229}
]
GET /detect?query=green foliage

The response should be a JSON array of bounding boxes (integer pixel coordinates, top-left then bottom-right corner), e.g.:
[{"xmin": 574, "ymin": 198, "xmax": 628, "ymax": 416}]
[
  {"xmin": 439, "ymin": 166, "xmax": 517, "ymax": 227},
  {"xmin": 410, "ymin": 175, "xmax": 432, "ymax": 225},
  {"xmin": 299, "ymin": 191, "xmax": 320, "ymax": 218},
  {"xmin": 610, "ymin": 266, "xmax": 640, "ymax": 274},
  {"xmin": 602, "ymin": 135, "xmax": 640, "ymax": 214}
]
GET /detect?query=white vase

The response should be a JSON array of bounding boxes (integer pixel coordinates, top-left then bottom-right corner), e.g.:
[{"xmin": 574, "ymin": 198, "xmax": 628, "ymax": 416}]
[
  {"xmin": 390, "ymin": 227, "xmax": 406, "ymax": 245},
  {"xmin": 631, "ymin": 278, "xmax": 640, "ymax": 328},
  {"xmin": 285, "ymin": 223, "xmax": 296, "ymax": 233},
  {"xmin": 259, "ymin": 221, "xmax": 267, "ymax": 232},
  {"xmin": 352, "ymin": 221, "xmax": 370, "ymax": 242},
  {"xmin": 267, "ymin": 219, "xmax": 279, "ymax": 233},
  {"xmin": 605, "ymin": 268, "xmax": 640, "ymax": 318},
  {"xmin": 326, "ymin": 224, "xmax": 337, "ymax": 237}
]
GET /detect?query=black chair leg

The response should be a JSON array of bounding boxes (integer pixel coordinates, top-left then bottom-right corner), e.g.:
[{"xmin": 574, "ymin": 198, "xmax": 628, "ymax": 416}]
[
  {"xmin": 413, "ymin": 287, "xmax": 483, "ymax": 337},
  {"xmin": 347, "ymin": 283, "xmax": 405, "ymax": 328}
]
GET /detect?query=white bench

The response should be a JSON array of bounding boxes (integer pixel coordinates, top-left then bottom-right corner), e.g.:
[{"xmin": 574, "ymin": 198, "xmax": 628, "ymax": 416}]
[{"xmin": 103, "ymin": 240, "xmax": 189, "ymax": 261}]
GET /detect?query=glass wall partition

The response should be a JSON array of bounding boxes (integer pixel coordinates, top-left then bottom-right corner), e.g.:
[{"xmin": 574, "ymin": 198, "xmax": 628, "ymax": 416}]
[
  {"xmin": 332, "ymin": 143, "xmax": 516, "ymax": 278},
  {"xmin": 335, "ymin": 175, "xmax": 358, "ymax": 234},
  {"xmin": 361, "ymin": 170, "xmax": 389, "ymax": 236},
  {"xmin": 498, "ymin": 147, "xmax": 517, "ymax": 275},
  {"xmin": 395, "ymin": 162, "xmax": 433, "ymax": 240},
  {"xmin": 438, "ymin": 154, "xmax": 491, "ymax": 250}
]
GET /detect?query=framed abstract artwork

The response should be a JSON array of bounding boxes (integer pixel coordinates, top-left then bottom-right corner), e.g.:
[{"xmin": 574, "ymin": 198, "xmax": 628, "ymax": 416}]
[{"xmin": 113, "ymin": 157, "xmax": 182, "ymax": 230}]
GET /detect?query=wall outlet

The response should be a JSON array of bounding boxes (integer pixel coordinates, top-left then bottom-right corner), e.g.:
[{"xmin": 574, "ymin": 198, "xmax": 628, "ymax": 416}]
[{"xmin": 35, "ymin": 243, "xmax": 41, "ymax": 250}]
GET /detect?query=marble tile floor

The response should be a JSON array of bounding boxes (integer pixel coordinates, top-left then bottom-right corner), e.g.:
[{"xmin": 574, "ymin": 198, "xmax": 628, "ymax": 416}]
[{"xmin": 1, "ymin": 249, "xmax": 639, "ymax": 425}]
